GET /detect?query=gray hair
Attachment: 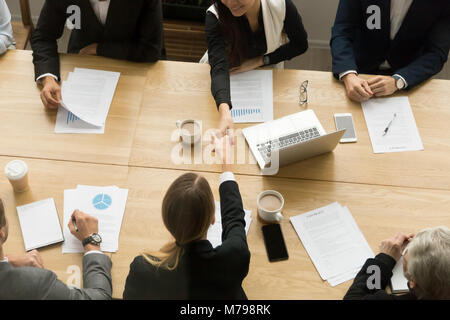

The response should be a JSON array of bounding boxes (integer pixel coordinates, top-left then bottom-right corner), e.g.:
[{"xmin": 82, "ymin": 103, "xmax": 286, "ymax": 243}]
[{"xmin": 405, "ymin": 226, "xmax": 450, "ymax": 299}]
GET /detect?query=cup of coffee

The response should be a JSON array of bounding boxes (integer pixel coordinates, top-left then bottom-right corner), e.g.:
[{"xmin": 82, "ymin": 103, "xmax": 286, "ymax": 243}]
[
  {"xmin": 4, "ymin": 160, "xmax": 30, "ymax": 193},
  {"xmin": 176, "ymin": 119, "xmax": 201, "ymax": 146},
  {"xmin": 257, "ymin": 190, "xmax": 284, "ymax": 223}
]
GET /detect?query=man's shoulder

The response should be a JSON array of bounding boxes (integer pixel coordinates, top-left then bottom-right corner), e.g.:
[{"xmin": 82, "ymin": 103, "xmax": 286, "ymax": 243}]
[{"xmin": 0, "ymin": 266, "xmax": 56, "ymax": 299}]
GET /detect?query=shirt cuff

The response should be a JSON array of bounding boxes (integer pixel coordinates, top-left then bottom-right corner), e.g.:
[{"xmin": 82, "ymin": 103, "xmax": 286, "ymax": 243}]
[
  {"xmin": 0, "ymin": 257, "xmax": 8, "ymax": 263},
  {"xmin": 36, "ymin": 73, "xmax": 59, "ymax": 84},
  {"xmin": 339, "ymin": 70, "xmax": 358, "ymax": 81},
  {"xmin": 220, "ymin": 172, "xmax": 236, "ymax": 185},
  {"xmin": 84, "ymin": 250, "xmax": 104, "ymax": 256},
  {"xmin": 393, "ymin": 73, "xmax": 408, "ymax": 89}
]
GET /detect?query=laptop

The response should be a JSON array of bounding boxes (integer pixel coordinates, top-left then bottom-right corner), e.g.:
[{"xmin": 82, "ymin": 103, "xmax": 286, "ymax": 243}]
[{"xmin": 242, "ymin": 110, "xmax": 345, "ymax": 170}]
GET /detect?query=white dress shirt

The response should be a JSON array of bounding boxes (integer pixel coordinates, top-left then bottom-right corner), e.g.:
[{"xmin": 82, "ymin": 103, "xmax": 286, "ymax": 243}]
[
  {"xmin": 220, "ymin": 172, "xmax": 236, "ymax": 185},
  {"xmin": 0, "ymin": 0, "xmax": 15, "ymax": 55},
  {"xmin": 37, "ymin": 0, "xmax": 111, "ymax": 82},
  {"xmin": 339, "ymin": 0, "xmax": 413, "ymax": 87}
]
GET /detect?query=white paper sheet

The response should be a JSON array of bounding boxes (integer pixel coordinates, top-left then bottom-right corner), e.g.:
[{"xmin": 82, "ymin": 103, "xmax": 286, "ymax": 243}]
[
  {"xmin": 230, "ymin": 70, "xmax": 273, "ymax": 123},
  {"xmin": 290, "ymin": 202, "xmax": 374, "ymax": 281},
  {"xmin": 55, "ymin": 68, "xmax": 120, "ymax": 132},
  {"xmin": 391, "ymin": 256, "xmax": 409, "ymax": 293},
  {"xmin": 207, "ymin": 201, "xmax": 252, "ymax": 248},
  {"xmin": 62, "ymin": 185, "xmax": 128, "ymax": 253},
  {"xmin": 16, "ymin": 198, "xmax": 64, "ymax": 251},
  {"xmin": 362, "ymin": 97, "xmax": 424, "ymax": 153}
]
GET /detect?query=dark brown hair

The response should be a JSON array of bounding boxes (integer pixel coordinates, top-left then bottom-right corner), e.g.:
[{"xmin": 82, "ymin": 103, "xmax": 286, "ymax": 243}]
[
  {"xmin": 143, "ymin": 173, "xmax": 215, "ymax": 270},
  {"xmin": 0, "ymin": 199, "xmax": 5, "ymax": 228},
  {"xmin": 214, "ymin": 1, "xmax": 248, "ymax": 68}
]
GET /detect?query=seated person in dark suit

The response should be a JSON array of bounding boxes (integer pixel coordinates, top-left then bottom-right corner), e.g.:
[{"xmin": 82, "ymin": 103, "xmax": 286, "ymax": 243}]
[
  {"xmin": 331, "ymin": 0, "xmax": 450, "ymax": 102},
  {"xmin": 123, "ymin": 134, "xmax": 251, "ymax": 300},
  {"xmin": 344, "ymin": 226, "xmax": 450, "ymax": 300},
  {"xmin": 0, "ymin": 199, "xmax": 112, "ymax": 300},
  {"xmin": 31, "ymin": 0, "xmax": 163, "ymax": 109}
]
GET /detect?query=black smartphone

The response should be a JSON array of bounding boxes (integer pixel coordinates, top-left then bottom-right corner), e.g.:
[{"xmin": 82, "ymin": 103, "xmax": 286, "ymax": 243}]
[{"xmin": 262, "ymin": 224, "xmax": 289, "ymax": 262}]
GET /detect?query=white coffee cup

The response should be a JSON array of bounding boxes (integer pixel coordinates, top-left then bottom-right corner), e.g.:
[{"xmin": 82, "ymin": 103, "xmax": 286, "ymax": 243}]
[
  {"xmin": 176, "ymin": 119, "xmax": 201, "ymax": 146},
  {"xmin": 257, "ymin": 190, "xmax": 284, "ymax": 223},
  {"xmin": 4, "ymin": 160, "xmax": 30, "ymax": 193}
]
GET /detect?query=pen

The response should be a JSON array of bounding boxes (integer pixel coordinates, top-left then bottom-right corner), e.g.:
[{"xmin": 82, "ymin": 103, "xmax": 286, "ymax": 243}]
[
  {"xmin": 72, "ymin": 217, "xmax": 78, "ymax": 232},
  {"xmin": 382, "ymin": 113, "xmax": 397, "ymax": 136}
]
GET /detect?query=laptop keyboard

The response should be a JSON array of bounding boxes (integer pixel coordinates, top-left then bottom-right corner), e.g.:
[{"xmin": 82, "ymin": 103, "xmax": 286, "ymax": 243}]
[{"xmin": 256, "ymin": 127, "xmax": 320, "ymax": 164}]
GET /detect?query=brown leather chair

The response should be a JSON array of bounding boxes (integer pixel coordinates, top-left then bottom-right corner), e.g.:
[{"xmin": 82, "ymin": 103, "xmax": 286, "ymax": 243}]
[{"xmin": 10, "ymin": 0, "xmax": 34, "ymax": 49}]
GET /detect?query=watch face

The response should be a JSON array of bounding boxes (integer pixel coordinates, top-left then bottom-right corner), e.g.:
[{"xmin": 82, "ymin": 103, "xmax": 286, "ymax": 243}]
[
  {"xmin": 396, "ymin": 78, "xmax": 405, "ymax": 89},
  {"xmin": 91, "ymin": 233, "xmax": 102, "ymax": 243}
]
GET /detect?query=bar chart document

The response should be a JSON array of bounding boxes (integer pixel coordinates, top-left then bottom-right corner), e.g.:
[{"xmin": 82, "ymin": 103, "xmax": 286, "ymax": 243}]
[
  {"xmin": 362, "ymin": 97, "xmax": 424, "ymax": 153},
  {"xmin": 230, "ymin": 70, "xmax": 273, "ymax": 123}
]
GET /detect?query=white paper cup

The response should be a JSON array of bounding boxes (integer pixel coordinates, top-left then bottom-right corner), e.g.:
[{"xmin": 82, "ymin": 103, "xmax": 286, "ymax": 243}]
[{"xmin": 4, "ymin": 160, "xmax": 30, "ymax": 193}]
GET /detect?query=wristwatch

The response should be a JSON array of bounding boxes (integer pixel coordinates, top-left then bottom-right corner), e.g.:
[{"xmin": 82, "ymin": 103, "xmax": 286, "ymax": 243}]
[
  {"xmin": 263, "ymin": 55, "xmax": 270, "ymax": 66},
  {"xmin": 392, "ymin": 75, "xmax": 405, "ymax": 90},
  {"xmin": 82, "ymin": 233, "xmax": 102, "ymax": 247}
]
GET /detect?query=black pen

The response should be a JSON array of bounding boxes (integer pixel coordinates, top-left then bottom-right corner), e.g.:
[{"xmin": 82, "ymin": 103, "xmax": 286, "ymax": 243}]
[{"xmin": 382, "ymin": 113, "xmax": 397, "ymax": 136}]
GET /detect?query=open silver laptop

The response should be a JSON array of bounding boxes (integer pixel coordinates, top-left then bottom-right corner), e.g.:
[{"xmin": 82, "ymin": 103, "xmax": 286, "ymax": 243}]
[{"xmin": 243, "ymin": 110, "xmax": 345, "ymax": 170}]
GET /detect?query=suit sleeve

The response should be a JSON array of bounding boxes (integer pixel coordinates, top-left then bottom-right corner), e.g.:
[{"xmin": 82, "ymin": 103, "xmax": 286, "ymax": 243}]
[
  {"xmin": 31, "ymin": 0, "xmax": 67, "ymax": 81},
  {"xmin": 44, "ymin": 253, "xmax": 112, "ymax": 300},
  {"xmin": 0, "ymin": 0, "xmax": 15, "ymax": 54},
  {"xmin": 343, "ymin": 253, "xmax": 397, "ymax": 300},
  {"xmin": 97, "ymin": 0, "xmax": 162, "ymax": 62},
  {"xmin": 219, "ymin": 180, "xmax": 250, "ymax": 275},
  {"xmin": 123, "ymin": 256, "xmax": 153, "ymax": 300},
  {"xmin": 266, "ymin": 0, "xmax": 308, "ymax": 65},
  {"xmin": 205, "ymin": 12, "xmax": 232, "ymax": 110},
  {"xmin": 330, "ymin": 0, "xmax": 363, "ymax": 78},
  {"xmin": 395, "ymin": 3, "xmax": 450, "ymax": 88}
]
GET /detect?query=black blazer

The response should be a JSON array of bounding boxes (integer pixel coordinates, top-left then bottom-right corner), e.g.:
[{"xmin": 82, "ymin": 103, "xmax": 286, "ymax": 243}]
[
  {"xmin": 31, "ymin": 0, "xmax": 163, "ymax": 80},
  {"xmin": 344, "ymin": 253, "xmax": 415, "ymax": 300},
  {"xmin": 330, "ymin": 0, "xmax": 450, "ymax": 88},
  {"xmin": 123, "ymin": 180, "xmax": 251, "ymax": 300}
]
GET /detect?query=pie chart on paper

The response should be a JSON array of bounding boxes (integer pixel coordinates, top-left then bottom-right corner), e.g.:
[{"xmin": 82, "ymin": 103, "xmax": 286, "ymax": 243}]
[{"xmin": 93, "ymin": 194, "xmax": 112, "ymax": 210}]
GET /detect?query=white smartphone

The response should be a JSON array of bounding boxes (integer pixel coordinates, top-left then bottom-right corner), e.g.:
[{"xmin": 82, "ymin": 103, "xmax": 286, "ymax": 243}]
[{"xmin": 334, "ymin": 113, "xmax": 357, "ymax": 143}]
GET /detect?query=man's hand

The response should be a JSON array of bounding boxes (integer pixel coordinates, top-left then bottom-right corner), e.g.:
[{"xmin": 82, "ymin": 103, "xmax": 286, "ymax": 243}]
[
  {"xmin": 368, "ymin": 76, "xmax": 398, "ymax": 97},
  {"xmin": 79, "ymin": 43, "xmax": 98, "ymax": 56},
  {"xmin": 40, "ymin": 76, "xmax": 61, "ymax": 109},
  {"xmin": 379, "ymin": 233, "xmax": 414, "ymax": 261},
  {"xmin": 342, "ymin": 73, "xmax": 374, "ymax": 102},
  {"xmin": 68, "ymin": 210, "xmax": 100, "ymax": 252},
  {"xmin": 230, "ymin": 56, "xmax": 264, "ymax": 75},
  {"xmin": 7, "ymin": 250, "xmax": 44, "ymax": 268},
  {"xmin": 218, "ymin": 103, "xmax": 234, "ymax": 145}
]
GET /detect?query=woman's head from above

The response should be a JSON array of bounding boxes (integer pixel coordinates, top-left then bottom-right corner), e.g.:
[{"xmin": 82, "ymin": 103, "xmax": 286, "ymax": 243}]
[
  {"xmin": 402, "ymin": 226, "xmax": 450, "ymax": 299},
  {"xmin": 219, "ymin": 0, "xmax": 259, "ymax": 17},
  {"xmin": 162, "ymin": 172, "xmax": 216, "ymax": 246}
]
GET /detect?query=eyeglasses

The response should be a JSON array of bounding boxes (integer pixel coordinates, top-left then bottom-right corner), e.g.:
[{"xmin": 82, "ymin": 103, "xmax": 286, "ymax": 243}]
[{"xmin": 299, "ymin": 80, "xmax": 309, "ymax": 107}]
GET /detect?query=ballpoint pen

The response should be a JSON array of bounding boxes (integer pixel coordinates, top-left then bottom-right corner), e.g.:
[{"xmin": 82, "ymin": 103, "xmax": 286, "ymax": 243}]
[
  {"xmin": 382, "ymin": 113, "xmax": 397, "ymax": 136},
  {"xmin": 72, "ymin": 216, "xmax": 78, "ymax": 232}
]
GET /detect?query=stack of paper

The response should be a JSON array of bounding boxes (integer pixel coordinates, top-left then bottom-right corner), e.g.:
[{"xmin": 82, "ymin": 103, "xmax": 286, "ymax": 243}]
[
  {"xmin": 230, "ymin": 70, "xmax": 273, "ymax": 123},
  {"xmin": 361, "ymin": 97, "xmax": 424, "ymax": 153},
  {"xmin": 290, "ymin": 202, "xmax": 374, "ymax": 286},
  {"xmin": 16, "ymin": 198, "xmax": 64, "ymax": 251},
  {"xmin": 391, "ymin": 257, "xmax": 409, "ymax": 293},
  {"xmin": 207, "ymin": 201, "xmax": 252, "ymax": 248},
  {"xmin": 62, "ymin": 185, "xmax": 128, "ymax": 253},
  {"xmin": 55, "ymin": 68, "xmax": 120, "ymax": 134}
]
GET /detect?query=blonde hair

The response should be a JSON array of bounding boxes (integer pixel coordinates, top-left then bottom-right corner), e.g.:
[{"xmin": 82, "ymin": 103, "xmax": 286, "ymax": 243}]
[
  {"xmin": 143, "ymin": 173, "xmax": 215, "ymax": 271},
  {"xmin": 405, "ymin": 226, "xmax": 450, "ymax": 299}
]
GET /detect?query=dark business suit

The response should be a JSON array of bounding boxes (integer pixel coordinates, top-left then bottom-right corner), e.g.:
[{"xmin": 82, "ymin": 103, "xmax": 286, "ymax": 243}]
[
  {"xmin": 123, "ymin": 180, "xmax": 251, "ymax": 300},
  {"xmin": 344, "ymin": 253, "xmax": 415, "ymax": 300},
  {"xmin": 0, "ymin": 253, "xmax": 112, "ymax": 300},
  {"xmin": 31, "ymin": 0, "xmax": 163, "ymax": 81},
  {"xmin": 330, "ymin": 0, "xmax": 450, "ymax": 88}
]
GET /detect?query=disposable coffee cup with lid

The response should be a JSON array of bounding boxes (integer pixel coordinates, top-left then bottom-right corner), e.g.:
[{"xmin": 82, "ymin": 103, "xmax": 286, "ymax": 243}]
[{"xmin": 4, "ymin": 160, "xmax": 30, "ymax": 192}]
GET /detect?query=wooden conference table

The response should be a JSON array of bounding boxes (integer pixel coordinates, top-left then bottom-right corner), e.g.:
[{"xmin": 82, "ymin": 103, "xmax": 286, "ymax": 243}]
[{"xmin": 1, "ymin": 50, "xmax": 449, "ymax": 299}]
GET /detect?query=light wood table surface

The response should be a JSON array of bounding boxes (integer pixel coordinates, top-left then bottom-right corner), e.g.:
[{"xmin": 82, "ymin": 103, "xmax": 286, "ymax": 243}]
[
  {"xmin": 131, "ymin": 61, "xmax": 450, "ymax": 190},
  {"xmin": 0, "ymin": 50, "xmax": 149, "ymax": 166},
  {"xmin": 111, "ymin": 166, "xmax": 450, "ymax": 299}
]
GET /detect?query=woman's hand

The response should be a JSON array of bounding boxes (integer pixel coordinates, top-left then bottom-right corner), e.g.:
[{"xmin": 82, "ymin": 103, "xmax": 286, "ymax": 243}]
[
  {"xmin": 212, "ymin": 133, "xmax": 234, "ymax": 172},
  {"xmin": 229, "ymin": 56, "xmax": 264, "ymax": 75},
  {"xmin": 218, "ymin": 103, "xmax": 234, "ymax": 145}
]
